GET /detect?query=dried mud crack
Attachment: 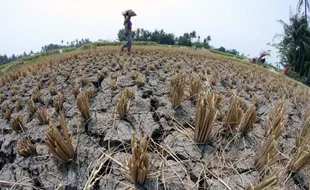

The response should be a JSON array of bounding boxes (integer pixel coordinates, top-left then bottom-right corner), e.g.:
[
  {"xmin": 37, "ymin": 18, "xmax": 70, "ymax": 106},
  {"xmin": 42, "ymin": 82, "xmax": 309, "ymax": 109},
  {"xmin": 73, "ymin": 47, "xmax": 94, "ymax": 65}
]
[{"xmin": 0, "ymin": 46, "xmax": 310, "ymax": 189}]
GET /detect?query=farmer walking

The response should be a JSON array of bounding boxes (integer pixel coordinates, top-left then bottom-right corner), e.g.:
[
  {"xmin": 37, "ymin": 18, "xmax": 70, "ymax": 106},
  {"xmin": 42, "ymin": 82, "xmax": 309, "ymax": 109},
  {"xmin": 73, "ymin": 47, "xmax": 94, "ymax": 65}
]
[{"xmin": 121, "ymin": 10, "xmax": 136, "ymax": 54}]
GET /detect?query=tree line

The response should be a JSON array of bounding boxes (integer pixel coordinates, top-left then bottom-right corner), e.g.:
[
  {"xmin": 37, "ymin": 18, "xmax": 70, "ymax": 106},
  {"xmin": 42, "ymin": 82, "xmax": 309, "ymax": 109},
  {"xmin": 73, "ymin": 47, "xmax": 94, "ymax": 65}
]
[
  {"xmin": 117, "ymin": 28, "xmax": 243, "ymax": 56},
  {"xmin": 0, "ymin": 38, "xmax": 92, "ymax": 65},
  {"xmin": 1, "ymin": 29, "xmax": 244, "ymax": 65},
  {"xmin": 41, "ymin": 38, "xmax": 92, "ymax": 51},
  {"xmin": 271, "ymin": 0, "xmax": 310, "ymax": 84},
  {"xmin": 118, "ymin": 28, "xmax": 212, "ymax": 48}
]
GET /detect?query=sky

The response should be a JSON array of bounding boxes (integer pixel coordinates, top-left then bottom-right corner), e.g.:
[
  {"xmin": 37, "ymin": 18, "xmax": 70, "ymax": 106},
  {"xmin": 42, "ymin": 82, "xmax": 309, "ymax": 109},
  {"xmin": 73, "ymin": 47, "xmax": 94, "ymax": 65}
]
[{"xmin": 0, "ymin": 0, "xmax": 297, "ymax": 66}]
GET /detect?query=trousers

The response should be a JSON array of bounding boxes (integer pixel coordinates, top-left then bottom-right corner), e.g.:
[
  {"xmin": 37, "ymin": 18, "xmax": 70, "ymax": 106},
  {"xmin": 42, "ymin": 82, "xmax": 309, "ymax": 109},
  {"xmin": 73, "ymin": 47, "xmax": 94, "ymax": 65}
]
[{"xmin": 124, "ymin": 33, "xmax": 132, "ymax": 50}]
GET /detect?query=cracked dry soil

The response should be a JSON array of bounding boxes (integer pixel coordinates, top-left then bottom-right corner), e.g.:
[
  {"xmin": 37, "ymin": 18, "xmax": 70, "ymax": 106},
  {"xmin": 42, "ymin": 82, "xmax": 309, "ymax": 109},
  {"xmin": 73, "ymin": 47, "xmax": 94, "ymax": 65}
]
[{"xmin": 0, "ymin": 46, "xmax": 309, "ymax": 190}]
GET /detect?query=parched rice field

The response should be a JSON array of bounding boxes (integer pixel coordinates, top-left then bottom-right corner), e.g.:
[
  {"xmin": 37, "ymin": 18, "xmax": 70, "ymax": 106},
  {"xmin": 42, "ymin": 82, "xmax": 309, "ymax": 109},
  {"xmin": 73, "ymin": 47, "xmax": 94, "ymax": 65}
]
[{"xmin": 0, "ymin": 46, "xmax": 310, "ymax": 190}]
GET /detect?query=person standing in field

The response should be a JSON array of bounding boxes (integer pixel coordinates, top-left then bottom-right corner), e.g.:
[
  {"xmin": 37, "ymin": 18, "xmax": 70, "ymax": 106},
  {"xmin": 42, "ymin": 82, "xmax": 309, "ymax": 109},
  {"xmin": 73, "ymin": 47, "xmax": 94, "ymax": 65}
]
[
  {"xmin": 121, "ymin": 13, "xmax": 133, "ymax": 54},
  {"xmin": 284, "ymin": 65, "xmax": 290, "ymax": 75}
]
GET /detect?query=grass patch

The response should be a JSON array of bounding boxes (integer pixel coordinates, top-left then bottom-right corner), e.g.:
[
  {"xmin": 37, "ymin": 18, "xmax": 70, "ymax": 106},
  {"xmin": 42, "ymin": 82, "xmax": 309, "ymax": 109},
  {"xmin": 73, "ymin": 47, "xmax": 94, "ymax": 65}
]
[
  {"xmin": 81, "ymin": 41, "xmax": 158, "ymax": 49},
  {"xmin": 209, "ymin": 49, "xmax": 245, "ymax": 60}
]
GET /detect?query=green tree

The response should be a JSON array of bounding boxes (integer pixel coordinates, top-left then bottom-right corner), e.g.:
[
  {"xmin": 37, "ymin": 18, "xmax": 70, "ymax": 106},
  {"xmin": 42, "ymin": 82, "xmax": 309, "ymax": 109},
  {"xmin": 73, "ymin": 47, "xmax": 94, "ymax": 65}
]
[
  {"xmin": 298, "ymin": 0, "xmax": 310, "ymax": 19},
  {"xmin": 273, "ymin": 13, "xmax": 310, "ymax": 84},
  {"xmin": 218, "ymin": 46, "xmax": 226, "ymax": 52},
  {"xmin": 118, "ymin": 29, "xmax": 126, "ymax": 41},
  {"xmin": 277, "ymin": 14, "xmax": 309, "ymax": 75},
  {"xmin": 190, "ymin": 31, "xmax": 197, "ymax": 42}
]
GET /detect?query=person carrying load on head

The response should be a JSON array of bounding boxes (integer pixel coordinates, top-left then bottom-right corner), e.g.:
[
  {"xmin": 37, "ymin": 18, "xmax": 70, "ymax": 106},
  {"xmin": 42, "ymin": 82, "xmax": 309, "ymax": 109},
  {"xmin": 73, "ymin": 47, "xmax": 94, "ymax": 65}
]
[{"xmin": 121, "ymin": 9, "xmax": 136, "ymax": 54}]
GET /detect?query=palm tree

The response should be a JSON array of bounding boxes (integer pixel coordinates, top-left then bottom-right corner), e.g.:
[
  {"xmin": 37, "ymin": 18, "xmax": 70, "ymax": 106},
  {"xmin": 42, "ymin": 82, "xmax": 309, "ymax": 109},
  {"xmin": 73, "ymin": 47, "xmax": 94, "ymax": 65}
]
[
  {"xmin": 298, "ymin": 0, "xmax": 310, "ymax": 19},
  {"xmin": 275, "ymin": 14, "xmax": 310, "ymax": 75},
  {"xmin": 190, "ymin": 31, "xmax": 197, "ymax": 42}
]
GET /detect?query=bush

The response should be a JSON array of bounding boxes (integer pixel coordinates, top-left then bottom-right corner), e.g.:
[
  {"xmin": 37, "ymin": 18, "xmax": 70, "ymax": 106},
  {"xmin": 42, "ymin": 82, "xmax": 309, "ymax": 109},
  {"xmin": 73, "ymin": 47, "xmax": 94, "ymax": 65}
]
[
  {"xmin": 63, "ymin": 47, "xmax": 78, "ymax": 53},
  {"xmin": 81, "ymin": 44, "xmax": 92, "ymax": 50},
  {"xmin": 90, "ymin": 41, "xmax": 157, "ymax": 47},
  {"xmin": 209, "ymin": 49, "xmax": 244, "ymax": 59},
  {"xmin": 287, "ymin": 70, "xmax": 307, "ymax": 84}
]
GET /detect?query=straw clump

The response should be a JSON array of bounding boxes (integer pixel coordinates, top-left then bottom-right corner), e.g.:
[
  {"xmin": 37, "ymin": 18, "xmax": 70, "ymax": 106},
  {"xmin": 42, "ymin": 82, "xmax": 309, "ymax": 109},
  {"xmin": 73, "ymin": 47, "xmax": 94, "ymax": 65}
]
[
  {"xmin": 289, "ymin": 117, "xmax": 310, "ymax": 173},
  {"xmin": 45, "ymin": 113, "xmax": 75, "ymax": 164},
  {"xmin": 18, "ymin": 137, "xmax": 37, "ymax": 157},
  {"xmin": 27, "ymin": 99, "xmax": 37, "ymax": 117},
  {"xmin": 169, "ymin": 72, "xmax": 186, "ymax": 108},
  {"xmin": 53, "ymin": 93, "xmax": 64, "ymax": 113},
  {"xmin": 10, "ymin": 114, "xmax": 25, "ymax": 133},
  {"xmin": 126, "ymin": 133, "xmax": 150, "ymax": 185},
  {"xmin": 189, "ymin": 75, "xmax": 202, "ymax": 102},
  {"xmin": 239, "ymin": 104, "xmax": 257, "ymax": 135},
  {"xmin": 255, "ymin": 135, "xmax": 279, "ymax": 172},
  {"xmin": 267, "ymin": 100, "xmax": 285, "ymax": 140},
  {"xmin": 116, "ymin": 88, "xmax": 133, "ymax": 118},
  {"xmin": 36, "ymin": 107, "xmax": 50, "ymax": 125},
  {"xmin": 194, "ymin": 92, "xmax": 218, "ymax": 143},
  {"xmin": 77, "ymin": 92, "xmax": 91, "ymax": 120},
  {"xmin": 223, "ymin": 97, "xmax": 244, "ymax": 131}
]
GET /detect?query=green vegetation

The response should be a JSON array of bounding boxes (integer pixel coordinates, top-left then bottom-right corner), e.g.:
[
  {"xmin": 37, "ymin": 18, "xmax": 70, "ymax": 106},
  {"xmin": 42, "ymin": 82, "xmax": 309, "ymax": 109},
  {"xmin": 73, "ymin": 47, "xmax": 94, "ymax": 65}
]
[
  {"xmin": 209, "ymin": 49, "xmax": 244, "ymax": 60},
  {"xmin": 88, "ymin": 41, "xmax": 157, "ymax": 48},
  {"xmin": 271, "ymin": 1, "xmax": 310, "ymax": 85}
]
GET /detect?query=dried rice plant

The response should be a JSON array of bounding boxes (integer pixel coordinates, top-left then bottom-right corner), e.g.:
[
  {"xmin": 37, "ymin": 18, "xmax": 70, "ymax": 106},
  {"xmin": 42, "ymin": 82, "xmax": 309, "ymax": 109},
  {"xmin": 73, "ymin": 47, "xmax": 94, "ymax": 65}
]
[
  {"xmin": 163, "ymin": 65, "xmax": 170, "ymax": 73},
  {"xmin": 123, "ymin": 87, "xmax": 136, "ymax": 100},
  {"xmin": 252, "ymin": 94, "xmax": 259, "ymax": 106},
  {"xmin": 223, "ymin": 97, "xmax": 244, "ymax": 131},
  {"xmin": 245, "ymin": 84, "xmax": 251, "ymax": 92},
  {"xmin": 169, "ymin": 72, "xmax": 186, "ymax": 108},
  {"xmin": 35, "ymin": 107, "xmax": 50, "ymax": 125},
  {"xmin": 296, "ymin": 117, "xmax": 310, "ymax": 148},
  {"xmin": 255, "ymin": 136, "xmax": 279, "ymax": 172},
  {"xmin": 189, "ymin": 75, "xmax": 202, "ymax": 102},
  {"xmin": 10, "ymin": 114, "xmax": 25, "ymax": 133},
  {"xmin": 12, "ymin": 95, "xmax": 19, "ymax": 103},
  {"xmin": 149, "ymin": 63, "xmax": 155, "ymax": 71},
  {"xmin": 77, "ymin": 92, "xmax": 91, "ymax": 120},
  {"xmin": 194, "ymin": 92, "xmax": 218, "ymax": 143},
  {"xmin": 27, "ymin": 99, "xmax": 37, "ymax": 117},
  {"xmin": 245, "ymin": 172, "xmax": 279, "ymax": 190},
  {"xmin": 239, "ymin": 104, "xmax": 257, "ymax": 135},
  {"xmin": 126, "ymin": 133, "xmax": 150, "ymax": 185},
  {"xmin": 49, "ymin": 85, "xmax": 58, "ymax": 96},
  {"xmin": 53, "ymin": 93, "xmax": 63, "ymax": 113},
  {"xmin": 289, "ymin": 118, "xmax": 310, "ymax": 173},
  {"xmin": 1, "ymin": 103, "xmax": 9, "ymax": 113},
  {"xmin": 116, "ymin": 89, "xmax": 132, "ymax": 118},
  {"xmin": 131, "ymin": 71, "xmax": 139, "ymax": 80},
  {"xmin": 135, "ymin": 75, "xmax": 145, "ymax": 87},
  {"xmin": 72, "ymin": 84, "xmax": 81, "ymax": 98},
  {"xmin": 15, "ymin": 98, "xmax": 23, "ymax": 111},
  {"xmin": 81, "ymin": 75, "xmax": 88, "ymax": 86},
  {"xmin": 0, "ymin": 93, "xmax": 5, "ymax": 103},
  {"xmin": 45, "ymin": 114, "xmax": 75, "ymax": 164},
  {"xmin": 4, "ymin": 108, "xmax": 11, "ymax": 121},
  {"xmin": 110, "ymin": 73, "xmax": 117, "ymax": 80},
  {"xmin": 18, "ymin": 137, "xmax": 37, "ymax": 157},
  {"xmin": 214, "ymin": 93, "xmax": 222, "ymax": 108},
  {"xmin": 267, "ymin": 100, "xmax": 285, "ymax": 140},
  {"xmin": 228, "ymin": 88, "xmax": 233, "ymax": 97},
  {"xmin": 85, "ymin": 87, "xmax": 95, "ymax": 98},
  {"xmin": 109, "ymin": 80, "xmax": 117, "ymax": 91},
  {"xmin": 31, "ymin": 87, "xmax": 41, "ymax": 103}
]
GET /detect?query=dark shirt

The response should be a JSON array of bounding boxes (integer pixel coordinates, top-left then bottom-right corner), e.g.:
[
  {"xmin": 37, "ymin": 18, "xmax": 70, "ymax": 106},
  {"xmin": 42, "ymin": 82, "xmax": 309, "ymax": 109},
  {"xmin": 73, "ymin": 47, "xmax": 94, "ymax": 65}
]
[{"xmin": 124, "ymin": 17, "xmax": 132, "ymax": 34}]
